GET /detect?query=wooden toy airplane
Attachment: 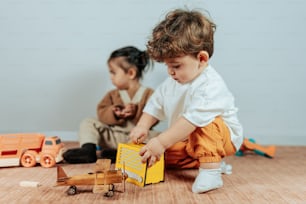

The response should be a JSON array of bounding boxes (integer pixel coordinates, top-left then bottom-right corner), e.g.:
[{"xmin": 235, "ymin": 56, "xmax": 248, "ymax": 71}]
[{"xmin": 55, "ymin": 159, "xmax": 128, "ymax": 197}]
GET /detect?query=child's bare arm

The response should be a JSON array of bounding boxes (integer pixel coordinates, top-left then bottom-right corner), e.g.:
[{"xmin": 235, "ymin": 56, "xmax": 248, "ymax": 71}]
[
  {"xmin": 158, "ymin": 117, "xmax": 196, "ymax": 148},
  {"xmin": 140, "ymin": 117, "xmax": 196, "ymax": 167},
  {"xmin": 129, "ymin": 112, "xmax": 158, "ymax": 143}
]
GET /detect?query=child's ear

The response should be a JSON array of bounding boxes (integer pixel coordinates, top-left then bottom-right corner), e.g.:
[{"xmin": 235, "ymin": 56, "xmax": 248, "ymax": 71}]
[
  {"xmin": 197, "ymin": 51, "xmax": 209, "ymax": 63},
  {"xmin": 127, "ymin": 68, "xmax": 137, "ymax": 79}
]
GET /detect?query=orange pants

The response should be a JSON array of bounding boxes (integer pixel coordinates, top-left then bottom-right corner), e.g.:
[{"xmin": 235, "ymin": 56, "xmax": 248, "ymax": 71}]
[{"xmin": 165, "ymin": 117, "xmax": 236, "ymax": 169}]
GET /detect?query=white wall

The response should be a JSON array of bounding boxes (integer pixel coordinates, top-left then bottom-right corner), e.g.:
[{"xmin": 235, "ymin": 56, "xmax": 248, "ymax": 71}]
[{"xmin": 0, "ymin": 0, "xmax": 305, "ymax": 145}]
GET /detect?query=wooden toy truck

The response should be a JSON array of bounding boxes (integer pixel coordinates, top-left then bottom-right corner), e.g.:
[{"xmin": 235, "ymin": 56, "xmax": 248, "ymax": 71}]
[{"xmin": 0, "ymin": 133, "xmax": 65, "ymax": 168}]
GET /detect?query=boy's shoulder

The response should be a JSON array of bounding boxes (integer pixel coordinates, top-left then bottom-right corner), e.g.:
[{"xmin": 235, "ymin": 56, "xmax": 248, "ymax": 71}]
[
  {"xmin": 190, "ymin": 65, "xmax": 229, "ymax": 92},
  {"xmin": 198, "ymin": 65, "xmax": 225, "ymax": 84}
]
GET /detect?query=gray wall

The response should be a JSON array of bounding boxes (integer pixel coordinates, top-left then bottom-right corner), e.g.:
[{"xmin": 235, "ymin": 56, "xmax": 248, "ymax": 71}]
[{"xmin": 1, "ymin": 1, "xmax": 305, "ymax": 145}]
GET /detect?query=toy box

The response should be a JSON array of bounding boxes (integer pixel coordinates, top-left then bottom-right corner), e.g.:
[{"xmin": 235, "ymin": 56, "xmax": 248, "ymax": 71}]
[{"xmin": 115, "ymin": 143, "xmax": 164, "ymax": 187}]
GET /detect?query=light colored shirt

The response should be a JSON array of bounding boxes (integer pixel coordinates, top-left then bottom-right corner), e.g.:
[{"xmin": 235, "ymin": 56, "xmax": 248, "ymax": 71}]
[{"xmin": 144, "ymin": 65, "xmax": 243, "ymax": 150}]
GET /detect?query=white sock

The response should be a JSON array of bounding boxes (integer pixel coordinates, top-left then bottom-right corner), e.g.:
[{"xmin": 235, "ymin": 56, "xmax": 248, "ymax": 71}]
[
  {"xmin": 192, "ymin": 168, "xmax": 223, "ymax": 193},
  {"xmin": 220, "ymin": 161, "xmax": 232, "ymax": 175}
]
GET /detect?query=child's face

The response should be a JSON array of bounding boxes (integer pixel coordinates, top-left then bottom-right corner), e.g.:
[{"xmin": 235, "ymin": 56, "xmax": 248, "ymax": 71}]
[
  {"xmin": 164, "ymin": 54, "xmax": 206, "ymax": 84},
  {"xmin": 108, "ymin": 58, "xmax": 131, "ymax": 89}
]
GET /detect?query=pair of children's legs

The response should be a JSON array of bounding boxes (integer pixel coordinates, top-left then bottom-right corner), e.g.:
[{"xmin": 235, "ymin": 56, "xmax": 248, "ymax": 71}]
[
  {"xmin": 63, "ymin": 118, "xmax": 159, "ymax": 164},
  {"xmin": 165, "ymin": 117, "xmax": 236, "ymax": 193},
  {"xmin": 63, "ymin": 118, "xmax": 131, "ymax": 163}
]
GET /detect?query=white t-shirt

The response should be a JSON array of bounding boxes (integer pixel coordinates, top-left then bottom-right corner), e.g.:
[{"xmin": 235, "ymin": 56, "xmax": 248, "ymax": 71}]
[{"xmin": 144, "ymin": 65, "xmax": 243, "ymax": 150}]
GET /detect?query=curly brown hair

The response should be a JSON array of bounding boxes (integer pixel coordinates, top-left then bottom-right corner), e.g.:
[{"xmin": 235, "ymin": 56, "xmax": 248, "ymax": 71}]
[{"xmin": 147, "ymin": 9, "xmax": 216, "ymax": 62}]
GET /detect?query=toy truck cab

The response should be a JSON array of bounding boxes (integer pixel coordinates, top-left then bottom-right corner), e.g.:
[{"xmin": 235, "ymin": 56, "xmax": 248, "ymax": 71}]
[
  {"xmin": 38, "ymin": 136, "xmax": 65, "ymax": 168},
  {"xmin": 0, "ymin": 133, "xmax": 65, "ymax": 168}
]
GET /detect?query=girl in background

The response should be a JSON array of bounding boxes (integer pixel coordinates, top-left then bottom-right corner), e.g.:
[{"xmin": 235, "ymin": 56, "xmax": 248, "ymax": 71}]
[{"xmin": 64, "ymin": 46, "xmax": 159, "ymax": 163}]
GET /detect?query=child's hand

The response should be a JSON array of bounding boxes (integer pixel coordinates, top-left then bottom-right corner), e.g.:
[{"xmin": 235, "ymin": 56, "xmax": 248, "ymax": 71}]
[
  {"xmin": 129, "ymin": 125, "xmax": 148, "ymax": 144},
  {"xmin": 121, "ymin": 103, "xmax": 137, "ymax": 118},
  {"xmin": 113, "ymin": 105, "xmax": 125, "ymax": 118},
  {"xmin": 139, "ymin": 137, "xmax": 165, "ymax": 167},
  {"xmin": 113, "ymin": 104, "xmax": 137, "ymax": 119}
]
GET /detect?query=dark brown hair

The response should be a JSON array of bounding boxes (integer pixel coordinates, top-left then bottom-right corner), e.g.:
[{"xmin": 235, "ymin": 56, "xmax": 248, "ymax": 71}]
[{"xmin": 108, "ymin": 46, "xmax": 152, "ymax": 79}]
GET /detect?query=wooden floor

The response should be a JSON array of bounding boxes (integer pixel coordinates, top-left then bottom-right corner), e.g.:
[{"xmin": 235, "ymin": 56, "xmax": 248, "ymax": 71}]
[{"xmin": 0, "ymin": 142, "xmax": 305, "ymax": 204}]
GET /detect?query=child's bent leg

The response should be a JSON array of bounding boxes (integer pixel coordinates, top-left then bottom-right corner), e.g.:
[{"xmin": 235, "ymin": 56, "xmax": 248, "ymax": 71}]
[
  {"xmin": 187, "ymin": 117, "xmax": 236, "ymax": 193},
  {"xmin": 63, "ymin": 118, "xmax": 101, "ymax": 163},
  {"xmin": 63, "ymin": 143, "xmax": 97, "ymax": 163},
  {"xmin": 98, "ymin": 124, "xmax": 132, "ymax": 163},
  {"xmin": 193, "ymin": 157, "xmax": 223, "ymax": 193},
  {"xmin": 165, "ymin": 141, "xmax": 200, "ymax": 169},
  {"xmin": 192, "ymin": 166, "xmax": 223, "ymax": 193},
  {"xmin": 78, "ymin": 118, "xmax": 102, "ymax": 146}
]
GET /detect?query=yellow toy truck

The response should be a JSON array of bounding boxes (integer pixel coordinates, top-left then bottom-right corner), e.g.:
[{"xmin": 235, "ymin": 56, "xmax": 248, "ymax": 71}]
[{"xmin": 0, "ymin": 133, "xmax": 65, "ymax": 168}]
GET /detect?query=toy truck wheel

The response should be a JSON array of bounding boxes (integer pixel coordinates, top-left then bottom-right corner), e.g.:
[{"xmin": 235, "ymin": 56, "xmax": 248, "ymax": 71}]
[
  {"xmin": 104, "ymin": 190, "xmax": 114, "ymax": 197},
  {"xmin": 21, "ymin": 152, "xmax": 37, "ymax": 167},
  {"xmin": 40, "ymin": 154, "xmax": 56, "ymax": 168},
  {"xmin": 67, "ymin": 186, "xmax": 77, "ymax": 195}
]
